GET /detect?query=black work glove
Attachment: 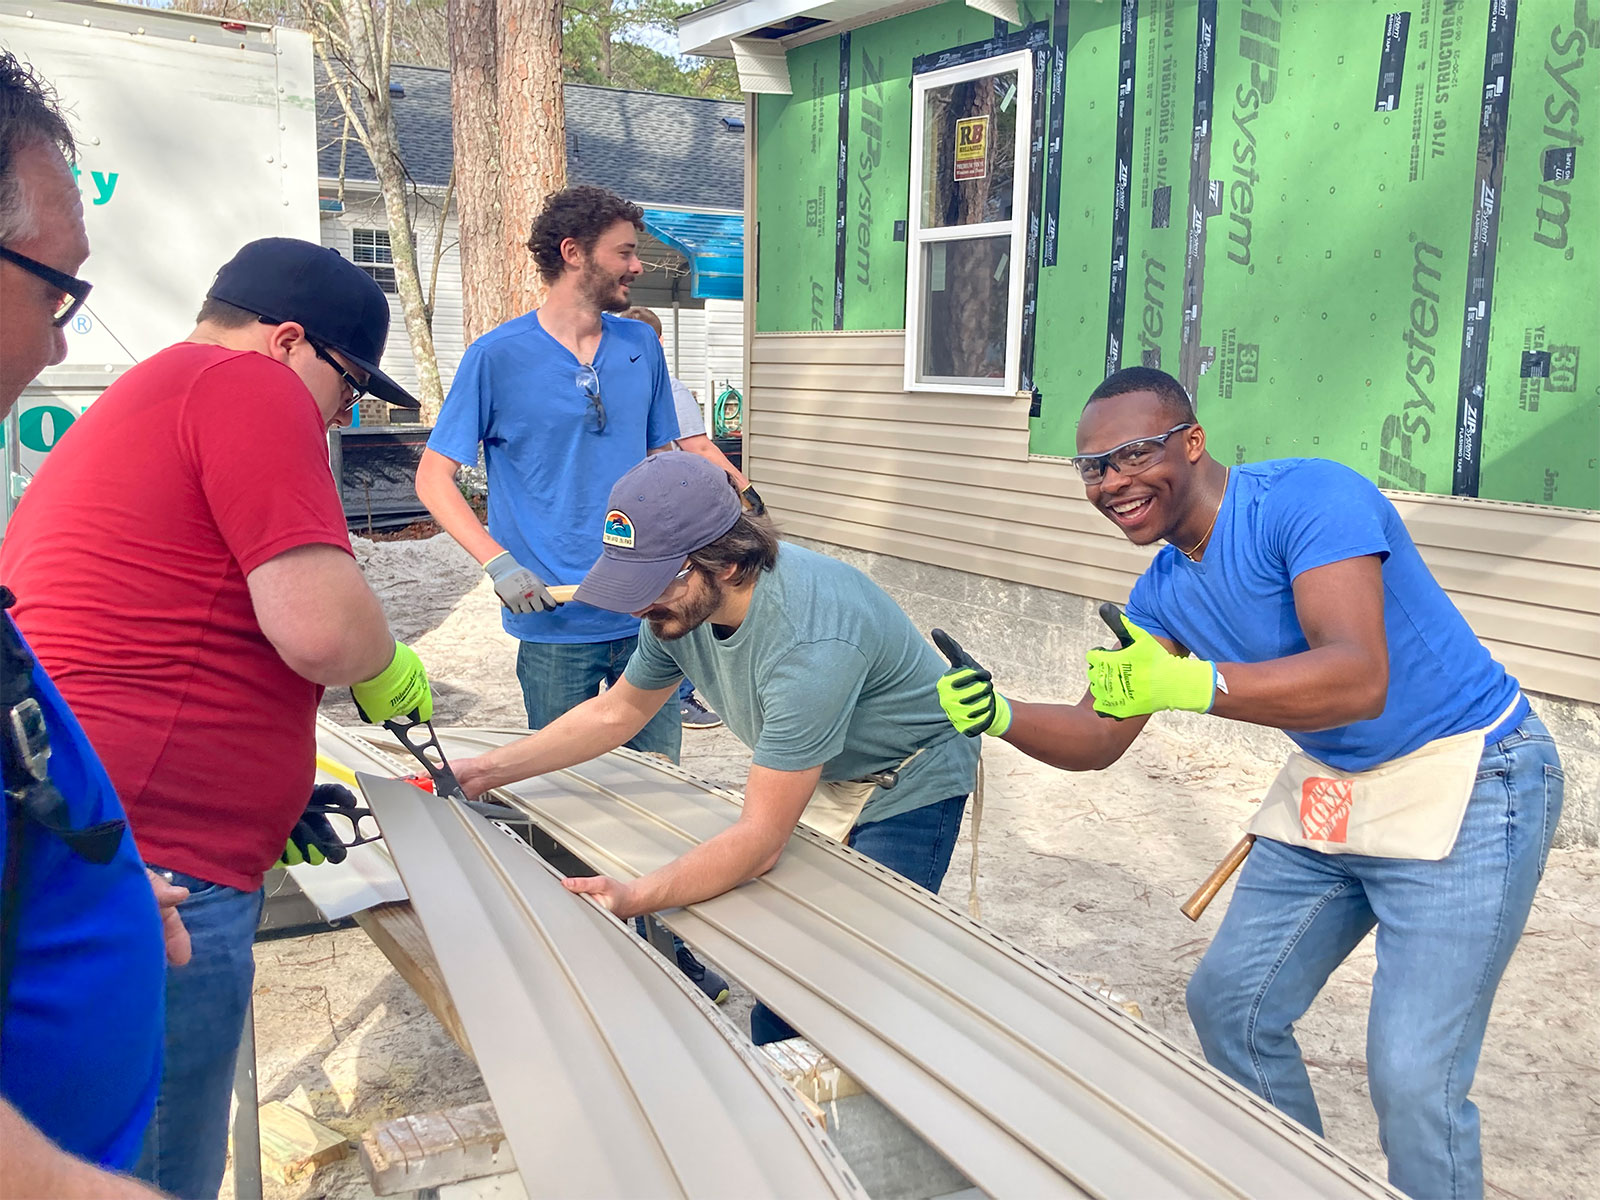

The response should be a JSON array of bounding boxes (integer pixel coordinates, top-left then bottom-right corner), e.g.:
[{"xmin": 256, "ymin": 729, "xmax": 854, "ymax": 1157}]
[{"xmin": 276, "ymin": 783, "xmax": 355, "ymax": 867}]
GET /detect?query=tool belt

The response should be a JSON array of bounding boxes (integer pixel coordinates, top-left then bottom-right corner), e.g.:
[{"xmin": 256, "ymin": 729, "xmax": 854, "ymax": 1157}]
[
  {"xmin": 1246, "ymin": 695, "xmax": 1524, "ymax": 860},
  {"xmin": 799, "ymin": 750, "xmax": 925, "ymax": 842},
  {"xmin": 1, "ymin": 587, "xmax": 127, "ymax": 1032}
]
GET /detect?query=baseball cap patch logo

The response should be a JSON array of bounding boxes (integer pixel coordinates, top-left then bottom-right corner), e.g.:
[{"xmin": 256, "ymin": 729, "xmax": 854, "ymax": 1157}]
[{"xmin": 602, "ymin": 509, "xmax": 636, "ymax": 548}]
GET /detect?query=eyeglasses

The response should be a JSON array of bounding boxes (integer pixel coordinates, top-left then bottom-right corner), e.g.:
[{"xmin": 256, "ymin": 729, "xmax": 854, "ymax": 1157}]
[
  {"xmin": 577, "ymin": 364, "xmax": 606, "ymax": 434},
  {"xmin": 1071, "ymin": 424, "xmax": 1195, "ymax": 485},
  {"xmin": 309, "ymin": 340, "xmax": 369, "ymax": 408},
  {"xmin": 648, "ymin": 563, "xmax": 694, "ymax": 606},
  {"xmin": 0, "ymin": 244, "xmax": 92, "ymax": 328}
]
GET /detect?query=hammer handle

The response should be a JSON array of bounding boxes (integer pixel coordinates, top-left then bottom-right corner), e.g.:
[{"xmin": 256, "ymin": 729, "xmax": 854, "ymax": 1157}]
[
  {"xmin": 548, "ymin": 584, "xmax": 580, "ymax": 604},
  {"xmin": 1181, "ymin": 835, "xmax": 1255, "ymax": 922}
]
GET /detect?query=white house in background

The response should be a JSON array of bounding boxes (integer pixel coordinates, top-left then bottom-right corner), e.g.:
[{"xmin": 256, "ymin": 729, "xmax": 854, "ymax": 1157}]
[{"xmin": 316, "ymin": 65, "xmax": 747, "ymax": 424}]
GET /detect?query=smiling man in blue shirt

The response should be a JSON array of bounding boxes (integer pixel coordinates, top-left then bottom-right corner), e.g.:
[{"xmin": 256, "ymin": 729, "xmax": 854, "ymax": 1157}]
[
  {"xmin": 935, "ymin": 367, "xmax": 1561, "ymax": 1200},
  {"xmin": 416, "ymin": 185, "xmax": 681, "ymax": 760}
]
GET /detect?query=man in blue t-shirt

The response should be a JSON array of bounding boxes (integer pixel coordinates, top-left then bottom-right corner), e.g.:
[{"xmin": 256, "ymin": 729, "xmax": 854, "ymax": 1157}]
[
  {"xmin": 417, "ymin": 185, "xmax": 681, "ymax": 761},
  {"xmin": 0, "ymin": 50, "xmax": 177, "ymax": 1197},
  {"xmin": 935, "ymin": 368, "xmax": 1561, "ymax": 1200}
]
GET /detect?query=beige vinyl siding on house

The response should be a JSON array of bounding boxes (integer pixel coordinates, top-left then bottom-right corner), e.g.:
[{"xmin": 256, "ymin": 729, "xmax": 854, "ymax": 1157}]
[{"xmin": 746, "ymin": 331, "xmax": 1600, "ymax": 705}]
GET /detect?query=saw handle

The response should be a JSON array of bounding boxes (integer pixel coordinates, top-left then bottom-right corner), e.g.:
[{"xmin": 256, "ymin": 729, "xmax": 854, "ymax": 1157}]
[
  {"xmin": 1181, "ymin": 835, "xmax": 1255, "ymax": 921},
  {"xmin": 382, "ymin": 712, "xmax": 469, "ymax": 802},
  {"xmin": 931, "ymin": 628, "xmax": 985, "ymax": 675},
  {"xmin": 1098, "ymin": 602, "xmax": 1136, "ymax": 648}
]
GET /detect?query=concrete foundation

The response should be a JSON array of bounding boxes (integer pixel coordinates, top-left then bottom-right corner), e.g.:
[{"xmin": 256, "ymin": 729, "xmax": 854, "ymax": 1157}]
[{"xmin": 792, "ymin": 536, "xmax": 1600, "ymax": 849}]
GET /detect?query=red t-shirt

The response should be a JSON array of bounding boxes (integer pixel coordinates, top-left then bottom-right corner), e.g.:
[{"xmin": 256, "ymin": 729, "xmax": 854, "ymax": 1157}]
[{"xmin": 0, "ymin": 343, "xmax": 353, "ymax": 891}]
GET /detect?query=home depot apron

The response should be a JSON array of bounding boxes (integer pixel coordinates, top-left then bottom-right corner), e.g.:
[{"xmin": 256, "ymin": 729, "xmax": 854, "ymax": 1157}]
[
  {"xmin": 1247, "ymin": 696, "xmax": 1524, "ymax": 860},
  {"xmin": 798, "ymin": 750, "xmax": 926, "ymax": 841}
]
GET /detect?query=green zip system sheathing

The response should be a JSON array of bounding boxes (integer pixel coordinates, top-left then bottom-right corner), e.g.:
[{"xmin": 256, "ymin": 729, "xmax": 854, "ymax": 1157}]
[
  {"xmin": 753, "ymin": 0, "xmax": 1598, "ymax": 509},
  {"xmin": 348, "ymin": 726, "xmax": 1400, "ymax": 1199}
]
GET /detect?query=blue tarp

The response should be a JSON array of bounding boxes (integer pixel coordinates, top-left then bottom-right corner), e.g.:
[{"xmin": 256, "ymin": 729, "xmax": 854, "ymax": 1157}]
[{"xmin": 642, "ymin": 209, "xmax": 743, "ymax": 301}]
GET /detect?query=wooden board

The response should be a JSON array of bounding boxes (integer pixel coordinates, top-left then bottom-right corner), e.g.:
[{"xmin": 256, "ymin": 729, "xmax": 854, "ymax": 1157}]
[
  {"xmin": 361, "ymin": 1102, "xmax": 516, "ymax": 1196},
  {"xmin": 355, "ymin": 901, "xmax": 472, "ymax": 1054},
  {"xmin": 258, "ymin": 1101, "xmax": 349, "ymax": 1183}
]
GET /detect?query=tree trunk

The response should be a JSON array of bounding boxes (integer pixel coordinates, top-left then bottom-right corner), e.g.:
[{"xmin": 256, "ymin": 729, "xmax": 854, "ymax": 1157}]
[
  {"xmin": 447, "ymin": 0, "xmax": 503, "ymax": 343},
  {"xmin": 496, "ymin": 0, "xmax": 566, "ymax": 315},
  {"xmin": 448, "ymin": 0, "xmax": 565, "ymax": 342}
]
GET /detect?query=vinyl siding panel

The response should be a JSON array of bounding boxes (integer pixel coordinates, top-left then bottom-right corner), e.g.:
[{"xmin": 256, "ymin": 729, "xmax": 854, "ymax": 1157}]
[{"xmin": 747, "ymin": 332, "xmax": 1600, "ymax": 705}]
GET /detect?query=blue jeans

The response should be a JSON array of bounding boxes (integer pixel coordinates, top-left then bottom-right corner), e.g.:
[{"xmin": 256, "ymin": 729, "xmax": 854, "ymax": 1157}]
[
  {"xmin": 516, "ymin": 636, "xmax": 681, "ymax": 764},
  {"xmin": 1185, "ymin": 714, "xmax": 1562, "ymax": 1199},
  {"xmin": 134, "ymin": 871, "xmax": 265, "ymax": 1200},
  {"xmin": 676, "ymin": 677, "xmax": 696, "ymax": 703},
  {"xmin": 751, "ymin": 794, "xmax": 968, "ymax": 1045}
]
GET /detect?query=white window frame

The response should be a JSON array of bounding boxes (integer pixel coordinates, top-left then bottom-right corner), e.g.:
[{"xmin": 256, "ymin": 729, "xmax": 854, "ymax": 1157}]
[
  {"xmin": 904, "ymin": 49, "xmax": 1034, "ymax": 396},
  {"xmin": 352, "ymin": 227, "xmax": 397, "ymax": 293}
]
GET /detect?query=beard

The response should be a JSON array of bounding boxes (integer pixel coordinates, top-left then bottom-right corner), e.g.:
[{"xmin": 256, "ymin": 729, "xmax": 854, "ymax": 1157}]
[
  {"xmin": 642, "ymin": 572, "xmax": 723, "ymax": 640},
  {"xmin": 580, "ymin": 258, "xmax": 631, "ymax": 313}
]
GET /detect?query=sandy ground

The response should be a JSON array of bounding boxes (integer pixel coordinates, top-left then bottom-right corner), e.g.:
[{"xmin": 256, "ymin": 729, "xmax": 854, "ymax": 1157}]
[{"xmin": 232, "ymin": 534, "xmax": 1600, "ymax": 1200}]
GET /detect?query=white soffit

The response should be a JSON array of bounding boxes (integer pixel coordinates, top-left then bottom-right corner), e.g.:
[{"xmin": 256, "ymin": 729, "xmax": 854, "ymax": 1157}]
[
  {"xmin": 964, "ymin": 0, "xmax": 1021, "ymax": 25},
  {"xmin": 731, "ymin": 36, "xmax": 794, "ymax": 94}
]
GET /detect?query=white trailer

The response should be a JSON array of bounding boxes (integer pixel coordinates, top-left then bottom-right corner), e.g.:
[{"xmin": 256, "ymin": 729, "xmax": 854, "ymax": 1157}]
[{"xmin": 1, "ymin": 0, "xmax": 318, "ymax": 524}]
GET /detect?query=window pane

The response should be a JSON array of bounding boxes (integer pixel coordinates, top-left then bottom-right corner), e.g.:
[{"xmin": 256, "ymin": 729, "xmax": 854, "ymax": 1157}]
[
  {"xmin": 361, "ymin": 264, "xmax": 398, "ymax": 294},
  {"xmin": 918, "ymin": 236, "xmax": 1010, "ymax": 382},
  {"xmin": 353, "ymin": 228, "xmax": 393, "ymax": 265},
  {"xmin": 921, "ymin": 70, "xmax": 1018, "ymax": 229}
]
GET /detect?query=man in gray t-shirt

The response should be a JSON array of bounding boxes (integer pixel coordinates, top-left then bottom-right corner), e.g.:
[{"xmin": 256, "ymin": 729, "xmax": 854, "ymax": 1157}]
[{"xmin": 453, "ymin": 451, "xmax": 977, "ymax": 1043}]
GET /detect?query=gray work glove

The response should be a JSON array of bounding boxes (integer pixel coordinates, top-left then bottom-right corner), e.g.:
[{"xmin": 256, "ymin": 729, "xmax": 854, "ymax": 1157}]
[{"xmin": 484, "ymin": 551, "xmax": 559, "ymax": 614}]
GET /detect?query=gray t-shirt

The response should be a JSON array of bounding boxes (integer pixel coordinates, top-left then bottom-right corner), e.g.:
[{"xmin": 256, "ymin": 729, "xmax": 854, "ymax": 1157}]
[
  {"xmin": 670, "ymin": 378, "xmax": 704, "ymax": 438},
  {"xmin": 624, "ymin": 544, "xmax": 979, "ymax": 824}
]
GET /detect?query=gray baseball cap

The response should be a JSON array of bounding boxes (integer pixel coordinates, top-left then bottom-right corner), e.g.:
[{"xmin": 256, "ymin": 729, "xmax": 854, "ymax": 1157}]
[{"xmin": 574, "ymin": 452, "xmax": 743, "ymax": 613}]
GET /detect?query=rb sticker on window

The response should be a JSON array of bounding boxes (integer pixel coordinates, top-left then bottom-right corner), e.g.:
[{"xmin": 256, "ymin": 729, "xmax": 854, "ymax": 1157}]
[{"xmin": 955, "ymin": 116, "xmax": 989, "ymax": 182}]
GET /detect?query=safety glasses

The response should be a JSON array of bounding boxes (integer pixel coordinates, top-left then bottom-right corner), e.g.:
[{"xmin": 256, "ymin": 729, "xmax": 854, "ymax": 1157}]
[
  {"xmin": 0, "ymin": 244, "xmax": 92, "ymax": 328},
  {"xmin": 1071, "ymin": 424, "xmax": 1194, "ymax": 485}
]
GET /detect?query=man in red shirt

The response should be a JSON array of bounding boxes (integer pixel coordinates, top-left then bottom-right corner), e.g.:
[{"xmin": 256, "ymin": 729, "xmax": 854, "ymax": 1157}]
[{"xmin": 0, "ymin": 238, "xmax": 434, "ymax": 1200}]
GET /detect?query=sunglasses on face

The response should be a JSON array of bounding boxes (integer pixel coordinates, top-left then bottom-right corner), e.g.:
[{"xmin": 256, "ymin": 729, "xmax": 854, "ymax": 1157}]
[
  {"xmin": 1071, "ymin": 424, "xmax": 1195, "ymax": 485},
  {"xmin": 0, "ymin": 244, "xmax": 92, "ymax": 328},
  {"xmin": 577, "ymin": 363, "xmax": 607, "ymax": 434}
]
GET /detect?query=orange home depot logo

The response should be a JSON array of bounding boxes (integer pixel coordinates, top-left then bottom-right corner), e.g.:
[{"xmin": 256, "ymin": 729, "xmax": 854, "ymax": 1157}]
[{"xmin": 1300, "ymin": 777, "xmax": 1354, "ymax": 842}]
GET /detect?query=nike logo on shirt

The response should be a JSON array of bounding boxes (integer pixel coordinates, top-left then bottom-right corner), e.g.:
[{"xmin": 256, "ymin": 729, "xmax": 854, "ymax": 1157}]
[{"xmin": 630, "ymin": 354, "xmax": 641, "ymax": 362}]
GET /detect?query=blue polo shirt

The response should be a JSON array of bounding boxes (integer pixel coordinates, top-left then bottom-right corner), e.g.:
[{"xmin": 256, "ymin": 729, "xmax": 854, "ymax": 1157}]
[
  {"xmin": 1124, "ymin": 459, "xmax": 1525, "ymax": 771},
  {"xmin": 0, "ymin": 617, "xmax": 165, "ymax": 1169},
  {"xmin": 429, "ymin": 311, "xmax": 680, "ymax": 643}
]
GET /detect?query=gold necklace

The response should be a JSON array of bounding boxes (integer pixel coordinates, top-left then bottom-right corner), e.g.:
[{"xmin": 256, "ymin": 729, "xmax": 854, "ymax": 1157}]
[{"xmin": 1181, "ymin": 467, "xmax": 1230, "ymax": 561}]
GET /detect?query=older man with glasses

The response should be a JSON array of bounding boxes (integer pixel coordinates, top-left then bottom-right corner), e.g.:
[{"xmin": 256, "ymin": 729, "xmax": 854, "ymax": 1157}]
[
  {"xmin": 2, "ymin": 236, "xmax": 438, "ymax": 1199},
  {"xmin": 0, "ymin": 47, "xmax": 174, "ymax": 1200}
]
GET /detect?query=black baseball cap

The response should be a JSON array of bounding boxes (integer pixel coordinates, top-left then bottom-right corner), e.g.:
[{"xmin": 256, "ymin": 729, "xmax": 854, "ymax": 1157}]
[{"xmin": 205, "ymin": 238, "xmax": 420, "ymax": 409}]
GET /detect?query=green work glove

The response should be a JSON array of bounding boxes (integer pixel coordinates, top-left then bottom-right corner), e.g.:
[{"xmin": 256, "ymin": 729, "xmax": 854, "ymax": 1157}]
[
  {"xmin": 1086, "ymin": 604, "xmax": 1217, "ymax": 719},
  {"xmin": 930, "ymin": 629, "xmax": 1012, "ymax": 738},
  {"xmin": 350, "ymin": 641, "xmax": 433, "ymax": 724},
  {"xmin": 277, "ymin": 784, "xmax": 355, "ymax": 868}
]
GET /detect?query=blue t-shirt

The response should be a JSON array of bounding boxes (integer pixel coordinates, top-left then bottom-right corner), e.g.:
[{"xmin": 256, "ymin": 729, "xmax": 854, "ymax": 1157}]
[
  {"xmin": 429, "ymin": 311, "xmax": 680, "ymax": 643},
  {"xmin": 0, "ymin": 617, "xmax": 165, "ymax": 1169},
  {"xmin": 1124, "ymin": 460, "xmax": 1525, "ymax": 771}
]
